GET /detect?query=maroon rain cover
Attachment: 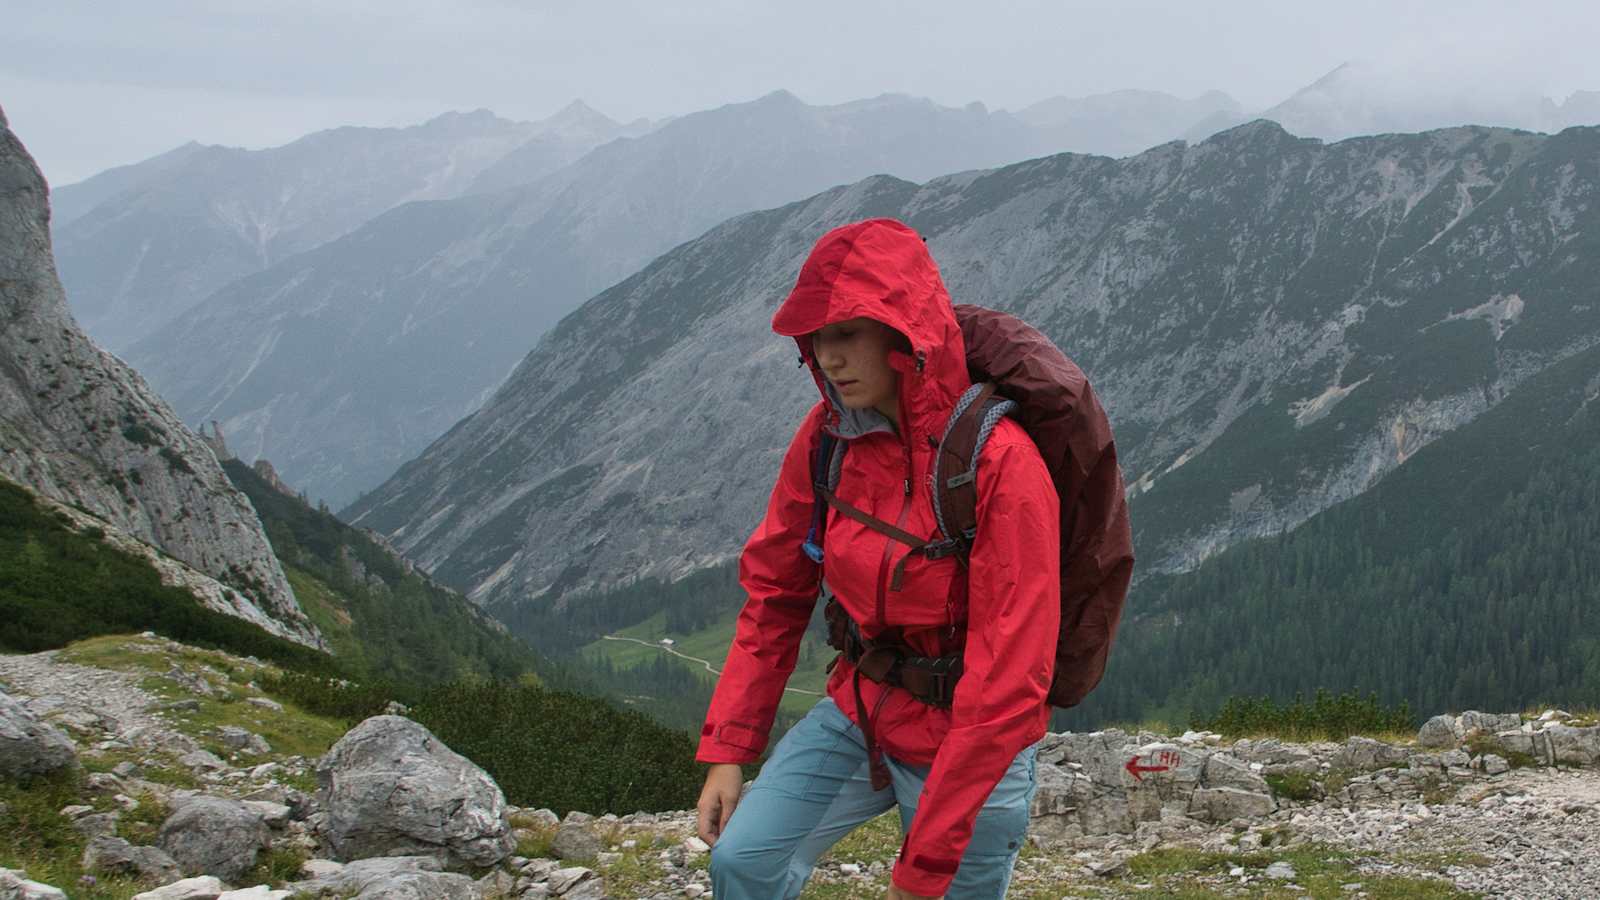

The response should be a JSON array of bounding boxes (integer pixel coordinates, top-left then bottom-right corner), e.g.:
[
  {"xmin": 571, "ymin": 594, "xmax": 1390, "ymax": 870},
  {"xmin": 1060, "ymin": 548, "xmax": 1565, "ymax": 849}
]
[{"xmin": 955, "ymin": 304, "xmax": 1135, "ymax": 708}]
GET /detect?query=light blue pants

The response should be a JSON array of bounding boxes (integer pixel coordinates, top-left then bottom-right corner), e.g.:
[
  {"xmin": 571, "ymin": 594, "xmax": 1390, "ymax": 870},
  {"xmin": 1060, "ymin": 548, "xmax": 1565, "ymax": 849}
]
[{"xmin": 709, "ymin": 696, "xmax": 1039, "ymax": 899}]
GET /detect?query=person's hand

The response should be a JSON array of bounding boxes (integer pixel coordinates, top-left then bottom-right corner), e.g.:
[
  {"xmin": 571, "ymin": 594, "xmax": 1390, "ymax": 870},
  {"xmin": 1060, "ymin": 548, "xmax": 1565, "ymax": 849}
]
[
  {"xmin": 886, "ymin": 885, "xmax": 942, "ymax": 899},
  {"xmin": 696, "ymin": 763, "xmax": 744, "ymax": 846}
]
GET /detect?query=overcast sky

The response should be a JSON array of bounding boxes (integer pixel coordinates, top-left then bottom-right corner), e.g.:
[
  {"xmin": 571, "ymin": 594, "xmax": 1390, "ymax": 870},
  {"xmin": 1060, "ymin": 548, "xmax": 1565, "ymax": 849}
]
[{"xmin": 5, "ymin": 0, "xmax": 1599, "ymax": 186}]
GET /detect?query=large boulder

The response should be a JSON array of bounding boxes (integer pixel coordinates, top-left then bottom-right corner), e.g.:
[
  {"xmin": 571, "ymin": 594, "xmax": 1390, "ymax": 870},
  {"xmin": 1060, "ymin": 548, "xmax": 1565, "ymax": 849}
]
[
  {"xmin": 81, "ymin": 835, "xmax": 182, "ymax": 883},
  {"xmin": 0, "ymin": 690, "xmax": 78, "ymax": 778},
  {"xmin": 1543, "ymin": 725, "xmax": 1600, "ymax": 766},
  {"xmin": 156, "ymin": 795, "xmax": 270, "ymax": 882},
  {"xmin": 1330, "ymin": 736, "xmax": 1409, "ymax": 772},
  {"xmin": 1187, "ymin": 787, "xmax": 1275, "ymax": 823},
  {"xmin": 315, "ymin": 715, "xmax": 514, "ymax": 867},
  {"xmin": 1460, "ymin": 711, "xmax": 1521, "ymax": 735},
  {"xmin": 1416, "ymin": 714, "xmax": 1461, "ymax": 749}
]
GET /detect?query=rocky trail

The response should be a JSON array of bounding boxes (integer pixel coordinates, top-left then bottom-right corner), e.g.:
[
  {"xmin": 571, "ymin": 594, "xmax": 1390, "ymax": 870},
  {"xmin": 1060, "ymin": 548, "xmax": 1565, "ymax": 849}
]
[{"xmin": 4, "ymin": 636, "xmax": 1600, "ymax": 898}]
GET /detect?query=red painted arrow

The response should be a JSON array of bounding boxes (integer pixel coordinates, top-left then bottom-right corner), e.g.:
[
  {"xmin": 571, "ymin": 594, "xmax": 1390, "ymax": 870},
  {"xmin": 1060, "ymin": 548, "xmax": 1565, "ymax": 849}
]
[{"xmin": 1125, "ymin": 757, "xmax": 1171, "ymax": 781}]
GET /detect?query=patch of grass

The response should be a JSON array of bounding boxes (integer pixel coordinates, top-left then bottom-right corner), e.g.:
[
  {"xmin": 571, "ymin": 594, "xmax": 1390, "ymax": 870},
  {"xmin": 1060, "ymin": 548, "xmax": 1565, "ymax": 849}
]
[
  {"xmin": 815, "ymin": 810, "xmax": 903, "ymax": 865},
  {"xmin": 0, "ymin": 769, "xmax": 150, "ymax": 899},
  {"xmin": 1264, "ymin": 770, "xmax": 1321, "ymax": 802},
  {"xmin": 593, "ymin": 844, "xmax": 669, "ymax": 897},
  {"xmin": 82, "ymin": 753, "xmax": 197, "ymax": 791},
  {"xmin": 1120, "ymin": 845, "xmax": 1473, "ymax": 898},
  {"xmin": 113, "ymin": 791, "xmax": 171, "ymax": 846},
  {"xmin": 58, "ymin": 635, "xmax": 348, "ymax": 762},
  {"xmin": 511, "ymin": 815, "xmax": 557, "ymax": 859},
  {"xmin": 1193, "ymin": 690, "xmax": 1415, "ymax": 742},
  {"xmin": 1394, "ymin": 850, "xmax": 1495, "ymax": 872},
  {"xmin": 243, "ymin": 846, "xmax": 309, "ymax": 886},
  {"xmin": 1463, "ymin": 733, "xmax": 1538, "ymax": 769}
]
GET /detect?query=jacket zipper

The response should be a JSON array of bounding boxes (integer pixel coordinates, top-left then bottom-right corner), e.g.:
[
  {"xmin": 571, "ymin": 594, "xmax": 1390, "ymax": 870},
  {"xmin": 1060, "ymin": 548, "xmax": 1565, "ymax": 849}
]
[{"xmin": 874, "ymin": 363, "xmax": 919, "ymax": 627}]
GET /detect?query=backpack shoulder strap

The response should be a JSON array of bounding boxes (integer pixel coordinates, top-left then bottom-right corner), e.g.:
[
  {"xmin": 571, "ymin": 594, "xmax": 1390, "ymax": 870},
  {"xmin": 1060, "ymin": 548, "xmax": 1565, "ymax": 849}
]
[
  {"xmin": 931, "ymin": 382, "xmax": 1016, "ymax": 557},
  {"xmin": 802, "ymin": 429, "xmax": 845, "ymax": 563}
]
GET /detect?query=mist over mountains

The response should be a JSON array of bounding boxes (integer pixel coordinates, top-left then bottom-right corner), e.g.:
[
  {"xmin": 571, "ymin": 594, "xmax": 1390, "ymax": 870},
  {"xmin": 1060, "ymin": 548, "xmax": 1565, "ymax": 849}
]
[
  {"xmin": 347, "ymin": 121, "xmax": 1600, "ymax": 618},
  {"xmin": 105, "ymin": 89, "xmax": 1235, "ymax": 507},
  {"xmin": 50, "ymin": 106, "xmax": 630, "ymax": 352}
]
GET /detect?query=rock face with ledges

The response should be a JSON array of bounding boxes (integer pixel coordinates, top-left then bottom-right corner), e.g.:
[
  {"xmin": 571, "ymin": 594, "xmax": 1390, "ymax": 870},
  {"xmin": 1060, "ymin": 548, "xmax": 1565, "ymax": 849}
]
[
  {"xmin": 315, "ymin": 715, "xmax": 514, "ymax": 867},
  {"xmin": 348, "ymin": 121, "xmax": 1600, "ymax": 613},
  {"xmin": 0, "ymin": 105, "xmax": 318, "ymax": 648}
]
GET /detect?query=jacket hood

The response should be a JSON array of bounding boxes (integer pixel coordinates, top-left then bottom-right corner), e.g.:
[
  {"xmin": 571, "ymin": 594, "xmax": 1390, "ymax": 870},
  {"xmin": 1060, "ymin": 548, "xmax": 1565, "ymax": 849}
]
[{"xmin": 772, "ymin": 218, "xmax": 970, "ymax": 444}]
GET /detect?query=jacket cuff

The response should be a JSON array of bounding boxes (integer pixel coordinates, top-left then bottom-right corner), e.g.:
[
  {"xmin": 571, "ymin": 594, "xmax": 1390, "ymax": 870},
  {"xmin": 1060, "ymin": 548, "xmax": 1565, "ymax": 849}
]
[
  {"xmin": 695, "ymin": 720, "xmax": 767, "ymax": 764},
  {"xmin": 891, "ymin": 843, "xmax": 959, "ymax": 897}
]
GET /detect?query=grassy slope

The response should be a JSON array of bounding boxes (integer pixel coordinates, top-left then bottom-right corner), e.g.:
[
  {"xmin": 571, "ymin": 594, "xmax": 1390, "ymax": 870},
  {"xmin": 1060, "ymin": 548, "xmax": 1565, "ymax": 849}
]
[
  {"xmin": 222, "ymin": 459, "xmax": 543, "ymax": 688},
  {"xmin": 583, "ymin": 604, "xmax": 835, "ymax": 719}
]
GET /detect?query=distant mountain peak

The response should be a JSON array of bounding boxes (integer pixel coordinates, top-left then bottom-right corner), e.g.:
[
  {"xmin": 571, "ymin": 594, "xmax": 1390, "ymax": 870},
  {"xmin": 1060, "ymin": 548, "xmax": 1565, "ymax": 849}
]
[
  {"xmin": 542, "ymin": 99, "xmax": 619, "ymax": 131},
  {"xmin": 754, "ymin": 88, "xmax": 804, "ymax": 107},
  {"xmin": 419, "ymin": 108, "xmax": 517, "ymax": 132}
]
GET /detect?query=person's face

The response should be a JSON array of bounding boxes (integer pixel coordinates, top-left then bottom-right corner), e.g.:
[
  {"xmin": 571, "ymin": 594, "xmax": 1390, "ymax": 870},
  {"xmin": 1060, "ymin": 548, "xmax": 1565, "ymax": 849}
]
[{"xmin": 812, "ymin": 317, "xmax": 903, "ymax": 419}]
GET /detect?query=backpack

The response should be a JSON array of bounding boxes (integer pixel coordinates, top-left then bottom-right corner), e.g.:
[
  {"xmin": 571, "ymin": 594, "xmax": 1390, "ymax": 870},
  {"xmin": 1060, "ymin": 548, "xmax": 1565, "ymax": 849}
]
[{"xmin": 804, "ymin": 304, "xmax": 1134, "ymax": 709}]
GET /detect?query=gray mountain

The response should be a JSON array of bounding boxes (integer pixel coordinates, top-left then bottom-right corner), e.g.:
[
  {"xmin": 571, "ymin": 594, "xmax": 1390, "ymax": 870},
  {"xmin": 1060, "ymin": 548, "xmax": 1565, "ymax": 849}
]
[
  {"xmin": 345, "ymin": 121, "xmax": 1600, "ymax": 615},
  {"xmin": 124, "ymin": 90, "xmax": 1103, "ymax": 506},
  {"xmin": 53, "ymin": 109, "xmax": 545, "ymax": 352},
  {"xmin": 48, "ymin": 141, "xmax": 210, "ymax": 229},
  {"xmin": 1017, "ymin": 89, "xmax": 1242, "ymax": 157},
  {"xmin": 464, "ymin": 100, "xmax": 656, "ymax": 195},
  {"xmin": 0, "ymin": 107, "xmax": 318, "ymax": 647},
  {"xmin": 1259, "ymin": 63, "xmax": 1600, "ymax": 141}
]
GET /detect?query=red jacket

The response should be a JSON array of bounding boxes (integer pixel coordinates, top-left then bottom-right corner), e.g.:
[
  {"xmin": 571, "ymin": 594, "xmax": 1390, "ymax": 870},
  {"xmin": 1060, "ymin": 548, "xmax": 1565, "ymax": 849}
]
[{"xmin": 698, "ymin": 218, "xmax": 1060, "ymax": 897}]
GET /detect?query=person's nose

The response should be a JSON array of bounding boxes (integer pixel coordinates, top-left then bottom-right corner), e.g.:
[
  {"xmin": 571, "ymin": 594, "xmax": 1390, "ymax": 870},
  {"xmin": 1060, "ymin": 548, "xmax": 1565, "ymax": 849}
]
[{"xmin": 814, "ymin": 338, "xmax": 844, "ymax": 373}]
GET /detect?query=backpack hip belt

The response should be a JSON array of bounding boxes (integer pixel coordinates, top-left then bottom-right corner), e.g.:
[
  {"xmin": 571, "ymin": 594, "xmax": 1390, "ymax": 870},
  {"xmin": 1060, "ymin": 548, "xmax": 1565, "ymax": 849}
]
[{"xmin": 823, "ymin": 597, "xmax": 964, "ymax": 708}]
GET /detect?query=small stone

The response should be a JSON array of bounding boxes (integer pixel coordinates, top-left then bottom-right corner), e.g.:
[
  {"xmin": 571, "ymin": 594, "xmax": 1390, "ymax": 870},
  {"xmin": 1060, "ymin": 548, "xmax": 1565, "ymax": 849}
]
[
  {"xmin": 596, "ymin": 852, "xmax": 622, "ymax": 866},
  {"xmin": 162, "ymin": 700, "xmax": 201, "ymax": 713},
  {"xmin": 113, "ymin": 761, "xmax": 145, "ymax": 778},
  {"xmin": 684, "ymin": 886, "xmax": 706, "ymax": 898},
  {"xmin": 547, "ymin": 866, "xmax": 594, "ymax": 894},
  {"xmin": 299, "ymin": 859, "xmax": 345, "ymax": 878},
  {"xmin": 215, "ymin": 888, "xmax": 291, "ymax": 900},
  {"xmin": 1229, "ymin": 866, "xmax": 1246, "ymax": 877},
  {"xmin": 1481, "ymin": 754, "xmax": 1510, "ymax": 775},
  {"xmin": 683, "ymin": 836, "xmax": 710, "ymax": 854},
  {"xmin": 245, "ymin": 697, "xmax": 283, "ymax": 712},
  {"xmin": 839, "ymin": 862, "xmax": 863, "ymax": 876},
  {"xmin": 178, "ymin": 749, "xmax": 226, "ymax": 771},
  {"xmin": 1090, "ymin": 858, "xmax": 1127, "ymax": 877},
  {"xmin": 1264, "ymin": 861, "xmax": 1296, "ymax": 880},
  {"xmin": 130, "ymin": 875, "xmax": 226, "ymax": 900},
  {"xmin": 59, "ymin": 804, "xmax": 94, "ymax": 819}
]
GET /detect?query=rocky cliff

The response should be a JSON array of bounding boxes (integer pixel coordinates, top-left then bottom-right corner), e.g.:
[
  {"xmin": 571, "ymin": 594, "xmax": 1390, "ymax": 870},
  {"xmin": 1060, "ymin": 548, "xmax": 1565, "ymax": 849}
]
[
  {"xmin": 347, "ymin": 121, "xmax": 1600, "ymax": 612},
  {"xmin": 0, "ymin": 105, "xmax": 318, "ymax": 648}
]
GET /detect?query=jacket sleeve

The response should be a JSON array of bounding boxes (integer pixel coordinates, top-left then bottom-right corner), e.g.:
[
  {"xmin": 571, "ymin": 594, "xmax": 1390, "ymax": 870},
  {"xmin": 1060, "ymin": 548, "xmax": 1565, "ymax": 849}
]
[
  {"xmin": 892, "ymin": 431, "xmax": 1061, "ymax": 896},
  {"xmin": 696, "ymin": 404, "xmax": 825, "ymax": 763}
]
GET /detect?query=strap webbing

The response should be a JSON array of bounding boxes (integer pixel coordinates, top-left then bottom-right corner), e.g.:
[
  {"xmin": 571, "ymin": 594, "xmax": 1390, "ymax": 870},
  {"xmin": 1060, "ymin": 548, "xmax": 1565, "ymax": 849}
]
[{"xmin": 818, "ymin": 488, "xmax": 926, "ymax": 548}]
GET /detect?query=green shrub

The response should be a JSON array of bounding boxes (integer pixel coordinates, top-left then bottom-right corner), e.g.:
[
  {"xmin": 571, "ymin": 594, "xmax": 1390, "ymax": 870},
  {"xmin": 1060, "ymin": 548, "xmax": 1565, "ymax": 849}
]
[
  {"xmin": 256, "ymin": 670, "xmax": 399, "ymax": 723},
  {"xmin": 0, "ymin": 479, "xmax": 335, "ymax": 676},
  {"xmin": 410, "ymin": 680, "xmax": 701, "ymax": 816},
  {"xmin": 120, "ymin": 423, "xmax": 160, "ymax": 447},
  {"xmin": 1192, "ymin": 689, "xmax": 1414, "ymax": 741},
  {"xmin": 158, "ymin": 447, "xmax": 194, "ymax": 474}
]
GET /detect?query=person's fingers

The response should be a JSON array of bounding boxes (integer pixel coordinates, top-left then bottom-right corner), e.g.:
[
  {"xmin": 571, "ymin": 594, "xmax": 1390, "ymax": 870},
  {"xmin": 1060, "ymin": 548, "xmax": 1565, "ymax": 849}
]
[
  {"xmin": 718, "ymin": 788, "xmax": 738, "ymax": 837},
  {"xmin": 696, "ymin": 795, "xmax": 719, "ymax": 845}
]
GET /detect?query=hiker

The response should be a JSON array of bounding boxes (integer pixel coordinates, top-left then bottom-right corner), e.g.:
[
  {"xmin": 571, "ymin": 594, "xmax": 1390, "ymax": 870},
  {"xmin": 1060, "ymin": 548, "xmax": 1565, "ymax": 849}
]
[{"xmin": 695, "ymin": 218, "xmax": 1076, "ymax": 899}]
